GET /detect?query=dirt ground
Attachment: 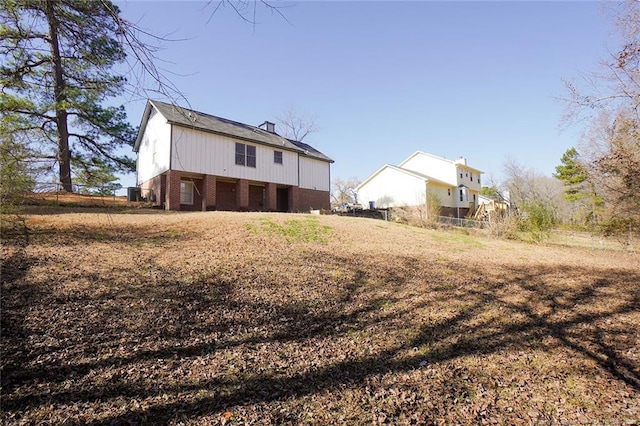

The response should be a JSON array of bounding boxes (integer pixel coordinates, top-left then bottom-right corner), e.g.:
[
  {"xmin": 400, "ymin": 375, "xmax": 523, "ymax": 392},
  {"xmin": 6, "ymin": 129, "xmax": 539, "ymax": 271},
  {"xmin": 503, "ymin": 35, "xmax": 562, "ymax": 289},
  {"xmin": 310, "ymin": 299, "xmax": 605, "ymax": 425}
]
[{"xmin": 1, "ymin": 209, "xmax": 639, "ymax": 425}]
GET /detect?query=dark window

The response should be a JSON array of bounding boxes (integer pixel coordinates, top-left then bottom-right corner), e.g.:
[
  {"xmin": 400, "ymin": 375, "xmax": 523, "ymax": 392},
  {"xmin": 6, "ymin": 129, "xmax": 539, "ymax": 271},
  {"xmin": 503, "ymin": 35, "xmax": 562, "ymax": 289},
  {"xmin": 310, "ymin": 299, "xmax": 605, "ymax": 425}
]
[
  {"xmin": 470, "ymin": 173, "xmax": 473, "ymax": 181},
  {"xmin": 460, "ymin": 189, "xmax": 464, "ymax": 202},
  {"xmin": 235, "ymin": 143, "xmax": 256, "ymax": 168},
  {"xmin": 235, "ymin": 143, "xmax": 245, "ymax": 166},
  {"xmin": 247, "ymin": 145, "xmax": 256, "ymax": 168},
  {"xmin": 180, "ymin": 181, "xmax": 194, "ymax": 205},
  {"xmin": 473, "ymin": 194, "xmax": 476, "ymax": 202},
  {"xmin": 274, "ymin": 150, "xmax": 283, "ymax": 164},
  {"xmin": 447, "ymin": 188, "xmax": 451, "ymax": 196},
  {"xmin": 460, "ymin": 172, "xmax": 463, "ymax": 179}
]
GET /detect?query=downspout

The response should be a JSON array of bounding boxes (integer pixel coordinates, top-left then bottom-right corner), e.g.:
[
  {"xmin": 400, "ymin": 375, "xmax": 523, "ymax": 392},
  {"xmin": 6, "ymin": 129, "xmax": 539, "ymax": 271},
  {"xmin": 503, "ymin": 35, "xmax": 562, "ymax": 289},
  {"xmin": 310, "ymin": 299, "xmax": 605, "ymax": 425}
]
[{"xmin": 169, "ymin": 123, "xmax": 173, "ymax": 170}]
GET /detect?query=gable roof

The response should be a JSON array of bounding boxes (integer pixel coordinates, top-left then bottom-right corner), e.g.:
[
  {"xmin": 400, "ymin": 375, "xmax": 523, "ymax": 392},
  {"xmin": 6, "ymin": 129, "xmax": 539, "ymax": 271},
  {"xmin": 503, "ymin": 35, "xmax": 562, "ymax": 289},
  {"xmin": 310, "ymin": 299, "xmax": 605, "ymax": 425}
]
[
  {"xmin": 133, "ymin": 100, "xmax": 333, "ymax": 163},
  {"xmin": 398, "ymin": 151, "xmax": 483, "ymax": 174},
  {"xmin": 358, "ymin": 164, "xmax": 453, "ymax": 190}
]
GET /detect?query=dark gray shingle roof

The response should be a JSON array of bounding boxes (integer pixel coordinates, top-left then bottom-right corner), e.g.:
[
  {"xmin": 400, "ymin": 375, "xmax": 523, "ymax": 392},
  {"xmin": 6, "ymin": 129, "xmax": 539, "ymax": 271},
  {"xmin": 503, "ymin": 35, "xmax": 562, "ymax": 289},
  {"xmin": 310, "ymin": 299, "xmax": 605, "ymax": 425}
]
[{"xmin": 134, "ymin": 100, "xmax": 332, "ymax": 163}]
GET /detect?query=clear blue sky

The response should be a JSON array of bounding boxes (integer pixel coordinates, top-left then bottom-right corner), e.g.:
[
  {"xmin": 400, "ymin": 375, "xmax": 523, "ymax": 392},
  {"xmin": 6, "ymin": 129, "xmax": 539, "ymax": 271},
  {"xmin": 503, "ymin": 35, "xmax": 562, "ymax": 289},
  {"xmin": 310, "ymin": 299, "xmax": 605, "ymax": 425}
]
[{"xmin": 114, "ymin": 0, "xmax": 616, "ymax": 190}]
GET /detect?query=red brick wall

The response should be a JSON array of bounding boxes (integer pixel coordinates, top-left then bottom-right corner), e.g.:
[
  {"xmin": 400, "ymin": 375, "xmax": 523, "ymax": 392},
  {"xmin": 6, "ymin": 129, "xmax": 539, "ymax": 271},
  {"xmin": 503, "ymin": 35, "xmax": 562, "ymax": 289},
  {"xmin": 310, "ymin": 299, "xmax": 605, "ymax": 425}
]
[
  {"xmin": 203, "ymin": 175, "xmax": 216, "ymax": 211},
  {"xmin": 139, "ymin": 175, "xmax": 163, "ymax": 207},
  {"xmin": 166, "ymin": 170, "xmax": 181, "ymax": 211},
  {"xmin": 144, "ymin": 171, "xmax": 330, "ymax": 213},
  {"xmin": 288, "ymin": 186, "xmax": 300, "ymax": 212},
  {"xmin": 236, "ymin": 179, "xmax": 249, "ymax": 211},
  {"xmin": 264, "ymin": 182, "xmax": 277, "ymax": 211},
  {"xmin": 292, "ymin": 188, "xmax": 331, "ymax": 212},
  {"xmin": 248, "ymin": 185, "xmax": 264, "ymax": 211},
  {"xmin": 216, "ymin": 181, "xmax": 236, "ymax": 211}
]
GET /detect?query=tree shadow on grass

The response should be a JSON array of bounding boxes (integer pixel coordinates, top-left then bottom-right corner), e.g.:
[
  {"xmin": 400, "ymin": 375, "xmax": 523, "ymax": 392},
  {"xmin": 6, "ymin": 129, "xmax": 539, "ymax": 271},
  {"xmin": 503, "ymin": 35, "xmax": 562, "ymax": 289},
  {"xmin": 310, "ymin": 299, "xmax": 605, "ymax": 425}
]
[{"xmin": 2, "ymin": 244, "xmax": 639, "ymax": 424}]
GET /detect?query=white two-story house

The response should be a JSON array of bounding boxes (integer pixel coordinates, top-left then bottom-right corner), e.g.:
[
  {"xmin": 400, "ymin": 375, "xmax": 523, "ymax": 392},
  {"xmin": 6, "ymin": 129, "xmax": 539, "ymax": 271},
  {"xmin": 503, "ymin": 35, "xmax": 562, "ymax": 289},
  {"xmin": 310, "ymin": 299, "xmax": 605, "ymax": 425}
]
[
  {"xmin": 357, "ymin": 151, "xmax": 483, "ymax": 218},
  {"xmin": 133, "ymin": 100, "xmax": 333, "ymax": 212}
]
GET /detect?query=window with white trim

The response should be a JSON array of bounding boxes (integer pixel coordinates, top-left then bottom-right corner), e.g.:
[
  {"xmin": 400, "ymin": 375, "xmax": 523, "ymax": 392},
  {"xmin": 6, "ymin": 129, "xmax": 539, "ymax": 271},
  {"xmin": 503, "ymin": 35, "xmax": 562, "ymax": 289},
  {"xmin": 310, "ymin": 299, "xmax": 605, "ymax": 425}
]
[
  {"xmin": 235, "ymin": 143, "xmax": 256, "ymax": 167},
  {"xmin": 180, "ymin": 181, "xmax": 194, "ymax": 205},
  {"xmin": 274, "ymin": 150, "xmax": 283, "ymax": 164}
]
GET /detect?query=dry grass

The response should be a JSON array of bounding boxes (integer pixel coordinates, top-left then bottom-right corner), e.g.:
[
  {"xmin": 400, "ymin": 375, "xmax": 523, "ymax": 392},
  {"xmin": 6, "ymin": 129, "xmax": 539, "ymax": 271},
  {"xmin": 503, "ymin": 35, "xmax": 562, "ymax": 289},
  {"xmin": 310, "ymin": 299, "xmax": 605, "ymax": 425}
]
[{"xmin": 1, "ymin": 209, "xmax": 639, "ymax": 425}]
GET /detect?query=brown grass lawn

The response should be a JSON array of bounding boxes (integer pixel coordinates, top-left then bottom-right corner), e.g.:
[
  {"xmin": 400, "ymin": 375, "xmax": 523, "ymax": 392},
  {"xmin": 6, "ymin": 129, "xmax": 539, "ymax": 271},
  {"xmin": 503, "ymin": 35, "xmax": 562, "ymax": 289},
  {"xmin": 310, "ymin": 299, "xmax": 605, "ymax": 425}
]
[{"xmin": 1, "ymin": 209, "xmax": 639, "ymax": 425}]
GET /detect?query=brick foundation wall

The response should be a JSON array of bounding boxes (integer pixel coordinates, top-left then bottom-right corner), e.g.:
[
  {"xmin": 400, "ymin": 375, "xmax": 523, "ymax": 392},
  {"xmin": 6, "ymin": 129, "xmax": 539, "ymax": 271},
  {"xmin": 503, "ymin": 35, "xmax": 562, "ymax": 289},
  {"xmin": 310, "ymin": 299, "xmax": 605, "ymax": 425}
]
[
  {"xmin": 236, "ymin": 179, "xmax": 249, "ymax": 211},
  {"xmin": 215, "ymin": 181, "xmax": 236, "ymax": 211},
  {"xmin": 293, "ymin": 188, "xmax": 331, "ymax": 212},
  {"xmin": 440, "ymin": 207, "xmax": 470, "ymax": 218},
  {"xmin": 248, "ymin": 185, "xmax": 264, "ymax": 211},
  {"xmin": 203, "ymin": 175, "xmax": 216, "ymax": 211},
  {"xmin": 166, "ymin": 170, "xmax": 181, "ymax": 211},
  {"xmin": 288, "ymin": 186, "xmax": 300, "ymax": 212},
  {"xmin": 138, "ymin": 175, "xmax": 163, "ymax": 207},
  {"xmin": 265, "ymin": 182, "xmax": 277, "ymax": 211}
]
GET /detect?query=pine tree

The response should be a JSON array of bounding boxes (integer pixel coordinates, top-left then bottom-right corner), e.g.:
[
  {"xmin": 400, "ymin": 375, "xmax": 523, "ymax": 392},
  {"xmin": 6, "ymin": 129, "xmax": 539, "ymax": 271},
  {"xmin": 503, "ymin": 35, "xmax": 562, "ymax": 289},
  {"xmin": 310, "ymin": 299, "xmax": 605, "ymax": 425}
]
[
  {"xmin": 0, "ymin": 0, "xmax": 136, "ymax": 192},
  {"xmin": 553, "ymin": 147, "xmax": 588, "ymax": 202}
]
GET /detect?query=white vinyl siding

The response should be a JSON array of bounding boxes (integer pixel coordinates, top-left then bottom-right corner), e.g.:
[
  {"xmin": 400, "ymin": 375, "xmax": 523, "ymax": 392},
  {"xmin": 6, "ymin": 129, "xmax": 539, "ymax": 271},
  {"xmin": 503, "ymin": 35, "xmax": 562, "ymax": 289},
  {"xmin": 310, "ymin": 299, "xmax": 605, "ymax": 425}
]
[
  {"xmin": 426, "ymin": 183, "xmax": 456, "ymax": 208},
  {"xmin": 358, "ymin": 167, "xmax": 429, "ymax": 209},
  {"xmin": 399, "ymin": 152, "xmax": 482, "ymax": 192},
  {"xmin": 400, "ymin": 153, "xmax": 456, "ymax": 185},
  {"xmin": 171, "ymin": 127, "xmax": 298, "ymax": 185},
  {"xmin": 136, "ymin": 110, "xmax": 171, "ymax": 184},
  {"xmin": 298, "ymin": 156, "xmax": 331, "ymax": 191}
]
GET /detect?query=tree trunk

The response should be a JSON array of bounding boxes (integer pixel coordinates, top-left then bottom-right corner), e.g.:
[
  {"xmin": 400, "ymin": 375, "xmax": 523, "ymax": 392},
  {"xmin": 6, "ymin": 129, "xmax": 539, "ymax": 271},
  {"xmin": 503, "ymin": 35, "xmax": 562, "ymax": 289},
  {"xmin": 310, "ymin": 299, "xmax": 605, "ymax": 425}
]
[{"xmin": 45, "ymin": 0, "xmax": 73, "ymax": 192}]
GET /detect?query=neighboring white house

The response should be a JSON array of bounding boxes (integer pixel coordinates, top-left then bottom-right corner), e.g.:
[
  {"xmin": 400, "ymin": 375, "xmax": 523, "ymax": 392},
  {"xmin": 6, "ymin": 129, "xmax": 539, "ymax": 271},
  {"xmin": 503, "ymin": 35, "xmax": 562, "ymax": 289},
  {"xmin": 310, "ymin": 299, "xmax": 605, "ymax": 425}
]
[
  {"xmin": 133, "ymin": 100, "xmax": 333, "ymax": 212},
  {"xmin": 357, "ymin": 151, "xmax": 483, "ymax": 218}
]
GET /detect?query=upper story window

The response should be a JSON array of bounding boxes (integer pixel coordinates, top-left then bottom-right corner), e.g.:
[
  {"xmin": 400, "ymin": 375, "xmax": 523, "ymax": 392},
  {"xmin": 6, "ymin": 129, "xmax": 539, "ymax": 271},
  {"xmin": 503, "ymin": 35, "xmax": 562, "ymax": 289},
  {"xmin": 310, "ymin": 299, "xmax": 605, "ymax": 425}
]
[
  {"xmin": 274, "ymin": 150, "xmax": 283, "ymax": 164},
  {"xmin": 447, "ymin": 188, "xmax": 451, "ymax": 196},
  {"xmin": 235, "ymin": 143, "xmax": 256, "ymax": 167},
  {"xmin": 459, "ymin": 171, "xmax": 463, "ymax": 179}
]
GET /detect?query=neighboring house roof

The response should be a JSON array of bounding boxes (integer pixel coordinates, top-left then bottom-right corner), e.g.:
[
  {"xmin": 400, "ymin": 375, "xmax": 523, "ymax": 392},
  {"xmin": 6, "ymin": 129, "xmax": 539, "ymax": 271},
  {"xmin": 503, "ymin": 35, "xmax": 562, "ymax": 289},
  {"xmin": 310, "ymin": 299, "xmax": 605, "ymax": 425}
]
[
  {"xmin": 358, "ymin": 164, "xmax": 453, "ymax": 190},
  {"xmin": 398, "ymin": 150, "xmax": 483, "ymax": 174},
  {"xmin": 133, "ymin": 100, "xmax": 333, "ymax": 163}
]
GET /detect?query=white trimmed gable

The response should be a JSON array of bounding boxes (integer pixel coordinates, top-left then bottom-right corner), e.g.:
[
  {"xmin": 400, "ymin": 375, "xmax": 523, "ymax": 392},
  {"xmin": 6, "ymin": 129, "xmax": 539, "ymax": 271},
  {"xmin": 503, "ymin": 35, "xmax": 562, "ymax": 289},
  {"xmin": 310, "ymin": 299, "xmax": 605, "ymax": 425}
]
[{"xmin": 357, "ymin": 151, "xmax": 484, "ymax": 210}]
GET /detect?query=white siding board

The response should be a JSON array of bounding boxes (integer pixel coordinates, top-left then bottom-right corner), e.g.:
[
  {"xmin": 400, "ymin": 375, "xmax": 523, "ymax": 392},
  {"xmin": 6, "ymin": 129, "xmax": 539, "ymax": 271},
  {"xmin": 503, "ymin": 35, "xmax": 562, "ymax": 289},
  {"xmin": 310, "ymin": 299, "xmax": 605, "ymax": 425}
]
[
  {"xmin": 358, "ymin": 168, "xmax": 427, "ymax": 208},
  {"xmin": 400, "ymin": 154, "xmax": 456, "ymax": 185},
  {"xmin": 299, "ymin": 156, "xmax": 330, "ymax": 191},
  {"xmin": 427, "ymin": 183, "xmax": 456, "ymax": 208},
  {"xmin": 171, "ymin": 127, "xmax": 299, "ymax": 185},
  {"xmin": 137, "ymin": 111, "xmax": 171, "ymax": 184}
]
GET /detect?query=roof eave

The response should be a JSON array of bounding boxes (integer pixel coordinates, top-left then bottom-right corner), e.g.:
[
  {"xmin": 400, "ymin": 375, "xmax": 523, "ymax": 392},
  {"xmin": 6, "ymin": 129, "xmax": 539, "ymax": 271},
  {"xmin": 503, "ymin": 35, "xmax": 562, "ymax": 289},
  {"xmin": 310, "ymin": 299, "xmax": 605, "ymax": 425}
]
[{"xmin": 168, "ymin": 120, "xmax": 333, "ymax": 163}]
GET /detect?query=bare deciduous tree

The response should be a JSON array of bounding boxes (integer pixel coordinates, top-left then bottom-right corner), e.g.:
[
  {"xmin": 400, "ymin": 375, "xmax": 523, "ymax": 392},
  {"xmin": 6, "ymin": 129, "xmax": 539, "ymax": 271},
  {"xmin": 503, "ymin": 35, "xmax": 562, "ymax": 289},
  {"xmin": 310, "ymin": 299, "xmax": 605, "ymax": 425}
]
[
  {"xmin": 331, "ymin": 176, "xmax": 361, "ymax": 205},
  {"xmin": 562, "ymin": 0, "xmax": 640, "ymax": 238},
  {"xmin": 274, "ymin": 106, "xmax": 319, "ymax": 142}
]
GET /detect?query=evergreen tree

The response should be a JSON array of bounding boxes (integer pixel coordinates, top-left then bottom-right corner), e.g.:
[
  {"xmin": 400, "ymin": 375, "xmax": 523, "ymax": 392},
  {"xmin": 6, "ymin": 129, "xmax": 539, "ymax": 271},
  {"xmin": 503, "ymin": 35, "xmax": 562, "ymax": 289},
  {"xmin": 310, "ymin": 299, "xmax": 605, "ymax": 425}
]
[
  {"xmin": 553, "ymin": 147, "xmax": 588, "ymax": 202},
  {"xmin": 479, "ymin": 185, "xmax": 500, "ymax": 200},
  {"xmin": 73, "ymin": 159, "xmax": 122, "ymax": 196},
  {"xmin": 0, "ymin": 0, "xmax": 136, "ymax": 192},
  {"xmin": 0, "ymin": 114, "xmax": 38, "ymax": 209}
]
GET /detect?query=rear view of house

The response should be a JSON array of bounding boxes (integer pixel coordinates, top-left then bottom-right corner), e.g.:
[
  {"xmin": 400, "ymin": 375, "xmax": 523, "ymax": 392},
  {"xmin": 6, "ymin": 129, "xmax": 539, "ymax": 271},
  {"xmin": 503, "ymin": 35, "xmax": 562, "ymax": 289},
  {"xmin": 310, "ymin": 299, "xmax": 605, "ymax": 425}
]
[
  {"xmin": 357, "ymin": 151, "xmax": 483, "ymax": 218},
  {"xmin": 133, "ymin": 100, "xmax": 333, "ymax": 212}
]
